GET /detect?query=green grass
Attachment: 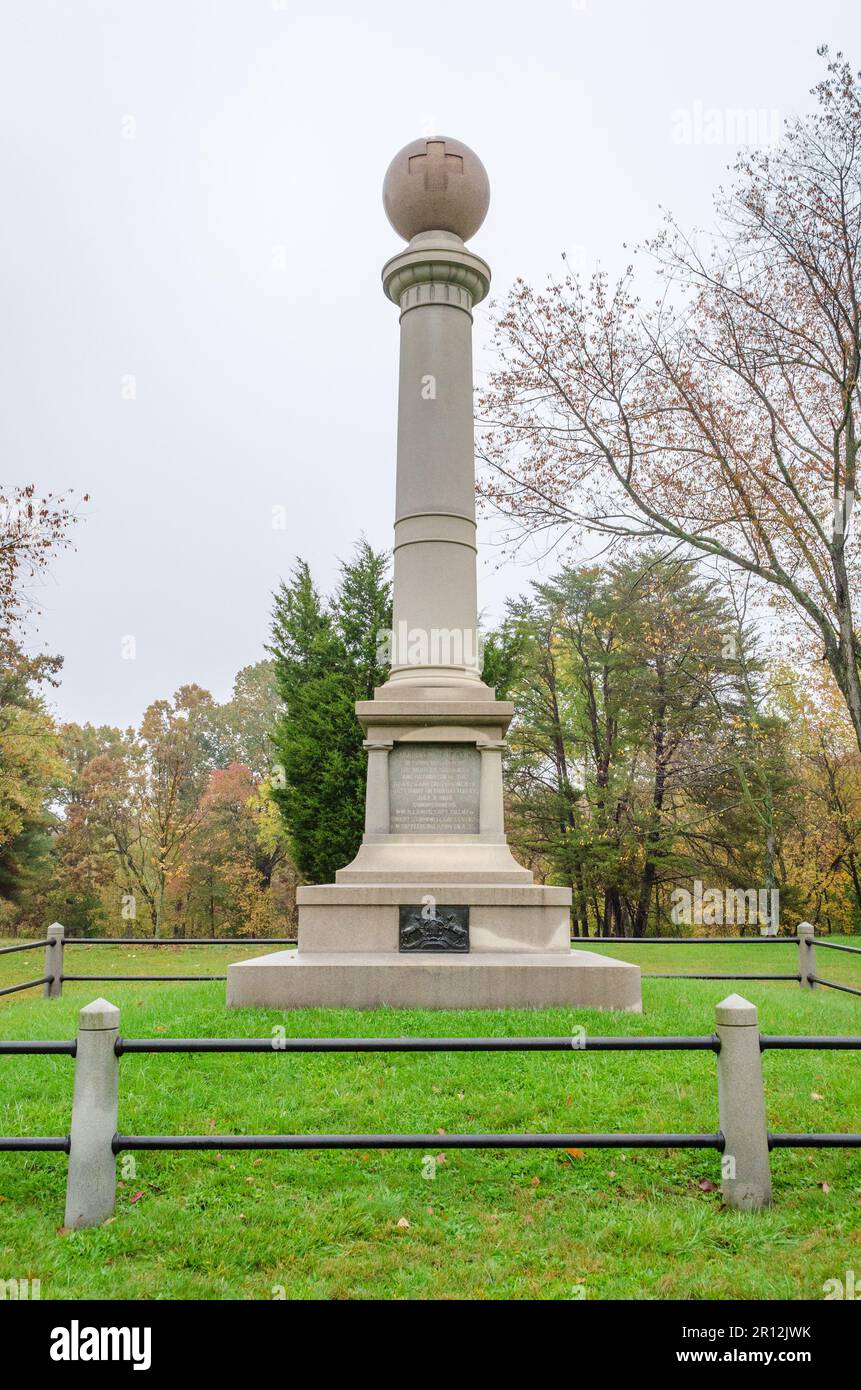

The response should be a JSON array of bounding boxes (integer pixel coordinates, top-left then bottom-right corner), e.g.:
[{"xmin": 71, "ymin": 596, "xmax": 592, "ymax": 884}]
[{"xmin": 0, "ymin": 939, "xmax": 860, "ymax": 1300}]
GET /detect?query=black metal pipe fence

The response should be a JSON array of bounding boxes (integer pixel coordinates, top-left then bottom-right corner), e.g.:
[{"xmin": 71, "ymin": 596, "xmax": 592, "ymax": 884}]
[
  {"xmin": 769, "ymin": 1133, "xmax": 861, "ymax": 1148},
  {"xmin": 586, "ymin": 935, "xmax": 791, "ymax": 943},
  {"xmin": 111, "ymin": 1131, "xmax": 726, "ymax": 1152},
  {"xmin": 814, "ymin": 939, "xmax": 861, "ymax": 955},
  {"xmin": 63, "ymin": 975, "xmax": 228, "ymax": 983},
  {"xmin": 114, "ymin": 1033, "xmax": 720, "ymax": 1054},
  {"xmin": 1, "ymin": 1008, "xmax": 860, "ymax": 1228},
  {"xmin": 1, "ymin": 927, "xmax": 859, "ymax": 997},
  {"xmin": 808, "ymin": 976, "xmax": 861, "ymax": 997},
  {"xmin": 0, "ymin": 1136, "xmax": 70, "ymax": 1152},
  {"xmin": 62, "ymin": 937, "xmax": 299, "ymax": 946},
  {"xmin": 646, "ymin": 973, "xmax": 800, "ymax": 981},
  {"xmin": 0, "ymin": 976, "xmax": 54, "ymax": 998}
]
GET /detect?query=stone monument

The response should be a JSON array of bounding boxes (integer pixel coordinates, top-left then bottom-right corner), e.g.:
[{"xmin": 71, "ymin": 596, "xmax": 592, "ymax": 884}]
[{"xmin": 227, "ymin": 136, "xmax": 641, "ymax": 1011}]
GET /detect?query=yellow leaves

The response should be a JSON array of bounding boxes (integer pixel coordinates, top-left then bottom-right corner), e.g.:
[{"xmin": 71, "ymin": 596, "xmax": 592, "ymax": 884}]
[{"xmin": 0, "ymin": 701, "xmax": 65, "ymax": 849}]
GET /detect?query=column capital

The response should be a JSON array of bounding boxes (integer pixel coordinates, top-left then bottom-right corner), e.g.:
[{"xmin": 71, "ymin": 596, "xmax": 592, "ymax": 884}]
[
  {"xmin": 478, "ymin": 740, "xmax": 507, "ymax": 752},
  {"xmin": 382, "ymin": 232, "xmax": 490, "ymax": 310},
  {"xmin": 363, "ymin": 739, "xmax": 394, "ymax": 751}
]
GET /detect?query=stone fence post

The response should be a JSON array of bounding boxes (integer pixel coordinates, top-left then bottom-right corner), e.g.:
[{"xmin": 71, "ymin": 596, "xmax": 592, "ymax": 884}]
[
  {"xmin": 797, "ymin": 921, "xmax": 816, "ymax": 990},
  {"xmin": 715, "ymin": 993, "xmax": 772, "ymax": 1211},
  {"xmin": 43, "ymin": 922, "xmax": 64, "ymax": 999},
  {"xmin": 64, "ymin": 998, "xmax": 119, "ymax": 1229}
]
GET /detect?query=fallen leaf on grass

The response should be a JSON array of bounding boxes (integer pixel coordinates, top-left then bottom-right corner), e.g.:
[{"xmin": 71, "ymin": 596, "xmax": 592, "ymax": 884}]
[
  {"xmin": 811, "ymin": 1091, "xmax": 824, "ymax": 1101},
  {"xmin": 821, "ymin": 1182, "xmax": 831, "ymax": 1194},
  {"xmin": 396, "ymin": 1217, "xmax": 411, "ymax": 1229},
  {"xmin": 130, "ymin": 1191, "xmax": 144, "ymax": 1204},
  {"xmin": 697, "ymin": 1179, "xmax": 718, "ymax": 1192},
  {"xmin": 565, "ymin": 1148, "xmax": 585, "ymax": 1159}
]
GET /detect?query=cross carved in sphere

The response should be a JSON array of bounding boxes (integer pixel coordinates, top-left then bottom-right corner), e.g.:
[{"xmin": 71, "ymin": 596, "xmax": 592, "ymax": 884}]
[{"xmin": 408, "ymin": 139, "xmax": 464, "ymax": 193}]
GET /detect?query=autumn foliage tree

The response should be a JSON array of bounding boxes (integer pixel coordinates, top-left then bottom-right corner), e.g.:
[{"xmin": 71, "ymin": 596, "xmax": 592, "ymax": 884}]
[{"xmin": 478, "ymin": 49, "xmax": 861, "ymax": 751}]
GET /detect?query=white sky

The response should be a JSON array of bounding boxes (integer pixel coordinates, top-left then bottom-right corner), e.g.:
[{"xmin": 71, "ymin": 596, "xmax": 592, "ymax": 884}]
[{"xmin": 2, "ymin": 0, "xmax": 859, "ymax": 729}]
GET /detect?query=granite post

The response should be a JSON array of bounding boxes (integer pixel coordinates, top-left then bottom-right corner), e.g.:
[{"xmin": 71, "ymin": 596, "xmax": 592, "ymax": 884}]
[
  {"xmin": 797, "ymin": 921, "xmax": 816, "ymax": 990},
  {"xmin": 64, "ymin": 998, "xmax": 119, "ymax": 1229},
  {"xmin": 715, "ymin": 994, "xmax": 772, "ymax": 1211},
  {"xmin": 43, "ymin": 921, "xmax": 64, "ymax": 999}
]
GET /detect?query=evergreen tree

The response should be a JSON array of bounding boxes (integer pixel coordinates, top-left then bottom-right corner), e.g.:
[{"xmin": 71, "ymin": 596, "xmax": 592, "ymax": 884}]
[{"xmin": 268, "ymin": 542, "xmax": 391, "ymax": 883}]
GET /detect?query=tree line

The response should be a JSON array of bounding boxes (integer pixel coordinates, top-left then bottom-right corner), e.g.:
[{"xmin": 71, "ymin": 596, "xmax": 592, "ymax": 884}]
[{"xmin": 4, "ymin": 49, "xmax": 861, "ymax": 937}]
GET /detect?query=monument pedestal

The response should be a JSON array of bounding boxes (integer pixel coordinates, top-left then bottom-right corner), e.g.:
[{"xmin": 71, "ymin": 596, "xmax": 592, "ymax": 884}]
[
  {"xmin": 227, "ymin": 688, "xmax": 640, "ymax": 1010},
  {"xmin": 227, "ymin": 136, "xmax": 641, "ymax": 1013}
]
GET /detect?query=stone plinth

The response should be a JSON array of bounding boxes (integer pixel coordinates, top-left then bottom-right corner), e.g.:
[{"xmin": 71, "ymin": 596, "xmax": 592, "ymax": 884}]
[{"xmin": 227, "ymin": 949, "xmax": 642, "ymax": 1012}]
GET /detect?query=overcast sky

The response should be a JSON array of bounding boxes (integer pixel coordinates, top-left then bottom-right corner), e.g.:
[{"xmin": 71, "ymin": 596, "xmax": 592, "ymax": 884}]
[{"xmin": 3, "ymin": 0, "xmax": 859, "ymax": 730}]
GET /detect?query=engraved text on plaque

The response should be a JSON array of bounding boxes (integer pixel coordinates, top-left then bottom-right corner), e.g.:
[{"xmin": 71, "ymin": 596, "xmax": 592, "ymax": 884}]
[{"xmin": 388, "ymin": 743, "xmax": 481, "ymax": 834}]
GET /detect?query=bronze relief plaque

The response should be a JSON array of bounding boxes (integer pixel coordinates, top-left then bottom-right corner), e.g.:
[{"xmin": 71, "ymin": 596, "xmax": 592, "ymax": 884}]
[{"xmin": 399, "ymin": 905, "xmax": 470, "ymax": 952}]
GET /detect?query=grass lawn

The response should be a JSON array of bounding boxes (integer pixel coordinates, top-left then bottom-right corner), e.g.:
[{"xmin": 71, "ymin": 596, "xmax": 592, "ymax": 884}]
[{"xmin": 0, "ymin": 938, "xmax": 859, "ymax": 1300}]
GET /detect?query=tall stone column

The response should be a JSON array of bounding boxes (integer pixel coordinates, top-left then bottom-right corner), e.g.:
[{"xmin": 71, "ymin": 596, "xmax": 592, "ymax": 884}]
[{"xmin": 381, "ymin": 184, "xmax": 490, "ymax": 690}]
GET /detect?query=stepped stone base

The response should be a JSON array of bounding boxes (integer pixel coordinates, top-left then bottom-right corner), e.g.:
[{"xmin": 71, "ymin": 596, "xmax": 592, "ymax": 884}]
[
  {"xmin": 226, "ymin": 947, "xmax": 642, "ymax": 1011},
  {"xmin": 295, "ymin": 882, "xmax": 573, "ymax": 952}
]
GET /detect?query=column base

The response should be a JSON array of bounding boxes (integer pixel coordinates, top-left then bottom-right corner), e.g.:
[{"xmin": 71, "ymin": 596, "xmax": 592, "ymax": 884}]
[{"xmin": 226, "ymin": 949, "xmax": 642, "ymax": 1012}]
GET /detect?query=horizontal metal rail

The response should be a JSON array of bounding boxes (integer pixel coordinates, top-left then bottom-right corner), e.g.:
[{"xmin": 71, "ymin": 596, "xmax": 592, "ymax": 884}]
[
  {"xmin": 115, "ymin": 1033, "xmax": 721, "ymax": 1055},
  {"xmin": 62, "ymin": 937, "xmax": 296, "ymax": 947},
  {"xmin": 62, "ymin": 974, "xmax": 227, "ymax": 983},
  {"xmin": 769, "ymin": 1133, "xmax": 861, "ymax": 1148},
  {"xmin": 644, "ymin": 972, "xmax": 800, "ymax": 981},
  {"xmin": 0, "ymin": 976, "xmax": 53, "ymax": 998},
  {"xmin": 809, "ymin": 976, "xmax": 861, "ymax": 997},
  {"xmin": 2, "ymin": 1034, "xmax": 853, "ymax": 1057},
  {"xmin": 812, "ymin": 939, "xmax": 861, "ymax": 956},
  {"xmin": 0, "ymin": 1136, "xmax": 70, "ymax": 1152},
  {"xmin": 584, "ymin": 936, "xmax": 792, "ymax": 944},
  {"xmin": 0, "ymin": 938, "xmax": 53, "ymax": 957},
  {"xmin": 112, "ymin": 1131, "xmax": 726, "ymax": 1152}
]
